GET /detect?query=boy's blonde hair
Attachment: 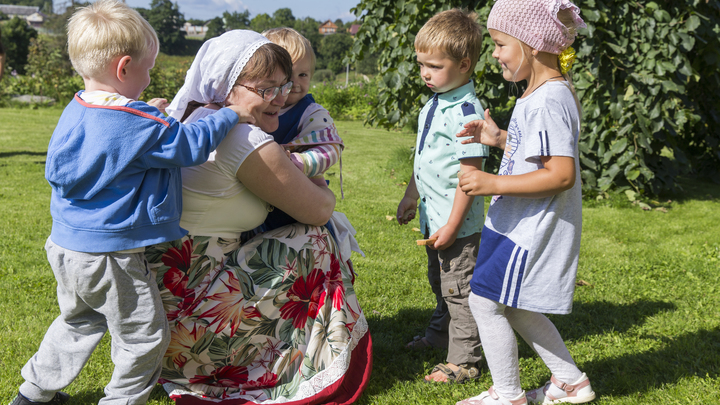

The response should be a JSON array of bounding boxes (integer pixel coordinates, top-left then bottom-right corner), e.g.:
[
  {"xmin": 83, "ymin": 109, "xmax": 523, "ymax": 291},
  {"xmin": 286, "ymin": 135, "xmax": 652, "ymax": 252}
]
[
  {"xmin": 262, "ymin": 27, "xmax": 316, "ymax": 74},
  {"xmin": 67, "ymin": 0, "xmax": 158, "ymax": 79},
  {"xmin": 415, "ymin": 9, "xmax": 483, "ymax": 73}
]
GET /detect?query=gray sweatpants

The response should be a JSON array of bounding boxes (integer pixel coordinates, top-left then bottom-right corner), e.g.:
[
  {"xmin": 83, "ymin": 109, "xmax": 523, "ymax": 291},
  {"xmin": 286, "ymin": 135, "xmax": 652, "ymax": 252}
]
[
  {"xmin": 20, "ymin": 238, "xmax": 170, "ymax": 405},
  {"xmin": 424, "ymin": 233, "xmax": 483, "ymax": 366}
]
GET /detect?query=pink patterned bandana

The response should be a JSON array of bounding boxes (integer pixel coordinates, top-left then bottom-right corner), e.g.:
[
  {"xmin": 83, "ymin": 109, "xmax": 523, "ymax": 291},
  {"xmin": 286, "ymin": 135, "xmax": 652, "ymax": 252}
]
[{"xmin": 487, "ymin": 0, "xmax": 586, "ymax": 54}]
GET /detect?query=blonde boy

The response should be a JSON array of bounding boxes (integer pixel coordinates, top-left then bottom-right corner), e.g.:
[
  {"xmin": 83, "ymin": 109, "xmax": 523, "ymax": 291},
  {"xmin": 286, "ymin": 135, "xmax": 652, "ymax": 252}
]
[
  {"xmin": 261, "ymin": 27, "xmax": 344, "ymax": 230},
  {"xmin": 11, "ymin": 1, "xmax": 249, "ymax": 404},
  {"xmin": 396, "ymin": 9, "xmax": 489, "ymax": 383}
]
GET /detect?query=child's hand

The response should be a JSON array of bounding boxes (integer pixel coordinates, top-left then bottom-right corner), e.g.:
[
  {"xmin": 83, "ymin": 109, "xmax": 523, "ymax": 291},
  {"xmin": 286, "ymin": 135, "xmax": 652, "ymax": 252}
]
[
  {"xmin": 224, "ymin": 105, "xmax": 256, "ymax": 125},
  {"xmin": 428, "ymin": 225, "xmax": 457, "ymax": 251},
  {"xmin": 456, "ymin": 109, "xmax": 502, "ymax": 148},
  {"xmin": 148, "ymin": 98, "xmax": 169, "ymax": 113},
  {"xmin": 459, "ymin": 169, "xmax": 497, "ymax": 196},
  {"xmin": 309, "ymin": 175, "xmax": 328, "ymax": 187},
  {"xmin": 396, "ymin": 196, "xmax": 417, "ymax": 225}
]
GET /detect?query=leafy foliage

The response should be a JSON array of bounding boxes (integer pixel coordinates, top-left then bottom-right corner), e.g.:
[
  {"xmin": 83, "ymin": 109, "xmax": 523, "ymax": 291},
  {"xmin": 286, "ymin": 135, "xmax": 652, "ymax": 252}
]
[
  {"xmin": 250, "ymin": 13, "xmax": 274, "ymax": 33},
  {"xmin": 311, "ymin": 79, "xmax": 379, "ymax": 121},
  {"xmin": 204, "ymin": 17, "xmax": 225, "ymax": 40},
  {"xmin": 141, "ymin": 55, "xmax": 192, "ymax": 102},
  {"xmin": 349, "ymin": 0, "xmax": 720, "ymax": 196},
  {"xmin": 223, "ymin": 10, "xmax": 251, "ymax": 30},
  {"xmin": 1, "ymin": 16, "xmax": 37, "ymax": 74},
  {"xmin": 319, "ymin": 33, "xmax": 353, "ymax": 73},
  {"xmin": 142, "ymin": 0, "xmax": 187, "ymax": 55}
]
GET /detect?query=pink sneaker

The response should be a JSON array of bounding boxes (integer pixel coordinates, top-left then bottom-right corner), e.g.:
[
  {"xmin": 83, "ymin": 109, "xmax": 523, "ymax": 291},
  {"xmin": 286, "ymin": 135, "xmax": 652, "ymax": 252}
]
[
  {"xmin": 456, "ymin": 386, "xmax": 528, "ymax": 405},
  {"xmin": 526, "ymin": 373, "xmax": 596, "ymax": 404}
]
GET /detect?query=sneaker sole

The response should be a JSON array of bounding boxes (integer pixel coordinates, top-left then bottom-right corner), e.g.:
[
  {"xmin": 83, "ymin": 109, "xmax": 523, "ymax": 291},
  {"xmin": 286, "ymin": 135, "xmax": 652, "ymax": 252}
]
[{"xmin": 545, "ymin": 391, "xmax": 596, "ymax": 404}]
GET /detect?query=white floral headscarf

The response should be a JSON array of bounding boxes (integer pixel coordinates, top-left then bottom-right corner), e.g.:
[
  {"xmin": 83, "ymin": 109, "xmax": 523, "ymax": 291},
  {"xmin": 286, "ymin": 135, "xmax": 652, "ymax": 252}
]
[{"xmin": 166, "ymin": 30, "xmax": 271, "ymax": 120}]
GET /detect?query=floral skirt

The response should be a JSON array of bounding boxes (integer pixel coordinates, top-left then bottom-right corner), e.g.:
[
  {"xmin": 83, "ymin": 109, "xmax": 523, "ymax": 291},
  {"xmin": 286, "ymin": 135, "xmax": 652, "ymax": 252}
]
[{"xmin": 146, "ymin": 223, "xmax": 371, "ymax": 404}]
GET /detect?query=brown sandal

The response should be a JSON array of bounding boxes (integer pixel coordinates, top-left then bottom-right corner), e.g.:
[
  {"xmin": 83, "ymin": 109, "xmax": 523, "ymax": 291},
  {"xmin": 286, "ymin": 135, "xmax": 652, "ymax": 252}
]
[{"xmin": 425, "ymin": 362, "xmax": 481, "ymax": 384}]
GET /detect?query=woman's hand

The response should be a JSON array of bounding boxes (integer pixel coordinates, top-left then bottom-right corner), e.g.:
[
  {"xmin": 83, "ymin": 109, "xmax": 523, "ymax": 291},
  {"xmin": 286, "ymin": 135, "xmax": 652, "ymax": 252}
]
[
  {"xmin": 456, "ymin": 109, "xmax": 506, "ymax": 150},
  {"xmin": 237, "ymin": 142, "xmax": 335, "ymax": 226}
]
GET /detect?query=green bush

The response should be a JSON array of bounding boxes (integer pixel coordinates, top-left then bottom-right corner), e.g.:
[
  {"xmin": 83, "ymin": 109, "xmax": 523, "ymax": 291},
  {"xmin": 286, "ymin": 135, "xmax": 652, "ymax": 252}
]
[
  {"xmin": 349, "ymin": 0, "xmax": 720, "ymax": 197},
  {"xmin": 141, "ymin": 58, "xmax": 191, "ymax": 101},
  {"xmin": 311, "ymin": 79, "xmax": 379, "ymax": 121},
  {"xmin": 313, "ymin": 69, "xmax": 335, "ymax": 83},
  {"xmin": 1, "ymin": 16, "xmax": 37, "ymax": 75}
]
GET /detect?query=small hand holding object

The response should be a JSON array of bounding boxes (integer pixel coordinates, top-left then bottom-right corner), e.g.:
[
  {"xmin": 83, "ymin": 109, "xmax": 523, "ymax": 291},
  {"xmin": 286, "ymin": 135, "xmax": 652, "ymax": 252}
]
[
  {"xmin": 396, "ymin": 196, "xmax": 417, "ymax": 225},
  {"xmin": 457, "ymin": 109, "xmax": 502, "ymax": 148},
  {"xmin": 427, "ymin": 225, "xmax": 456, "ymax": 250},
  {"xmin": 147, "ymin": 98, "xmax": 169, "ymax": 113}
]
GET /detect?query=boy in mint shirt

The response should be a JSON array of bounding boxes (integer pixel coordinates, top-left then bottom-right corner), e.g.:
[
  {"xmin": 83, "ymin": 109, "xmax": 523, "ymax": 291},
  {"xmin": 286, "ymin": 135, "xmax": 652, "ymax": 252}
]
[{"xmin": 396, "ymin": 8, "xmax": 489, "ymax": 384}]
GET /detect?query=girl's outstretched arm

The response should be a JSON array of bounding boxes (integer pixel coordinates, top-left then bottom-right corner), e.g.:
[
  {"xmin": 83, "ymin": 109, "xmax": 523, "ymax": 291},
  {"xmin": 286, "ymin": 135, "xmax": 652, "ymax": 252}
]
[
  {"xmin": 459, "ymin": 155, "xmax": 576, "ymax": 198},
  {"xmin": 456, "ymin": 108, "xmax": 507, "ymax": 150}
]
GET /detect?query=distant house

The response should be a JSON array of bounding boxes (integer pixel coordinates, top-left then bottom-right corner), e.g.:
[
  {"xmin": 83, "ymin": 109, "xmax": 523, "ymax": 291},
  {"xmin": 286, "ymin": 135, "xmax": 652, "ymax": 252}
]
[
  {"xmin": 26, "ymin": 11, "xmax": 47, "ymax": 29},
  {"xmin": 181, "ymin": 21, "xmax": 208, "ymax": 37},
  {"xmin": 0, "ymin": 5, "xmax": 47, "ymax": 28},
  {"xmin": 349, "ymin": 24, "xmax": 361, "ymax": 36},
  {"xmin": 318, "ymin": 20, "xmax": 337, "ymax": 35}
]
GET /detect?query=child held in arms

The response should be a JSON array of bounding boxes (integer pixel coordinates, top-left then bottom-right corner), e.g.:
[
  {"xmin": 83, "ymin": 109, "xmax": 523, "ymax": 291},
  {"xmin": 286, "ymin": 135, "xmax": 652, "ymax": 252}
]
[{"xmin": 261, "ymin": 27, "xmax": 345, "ymax": 231}]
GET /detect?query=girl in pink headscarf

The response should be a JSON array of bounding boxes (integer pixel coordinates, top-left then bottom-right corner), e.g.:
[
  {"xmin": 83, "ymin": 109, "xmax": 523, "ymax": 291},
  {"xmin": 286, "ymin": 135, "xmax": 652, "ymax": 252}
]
[{"xmin": 454, "ymin": 0, "xmax": 593, "ymax": 404}]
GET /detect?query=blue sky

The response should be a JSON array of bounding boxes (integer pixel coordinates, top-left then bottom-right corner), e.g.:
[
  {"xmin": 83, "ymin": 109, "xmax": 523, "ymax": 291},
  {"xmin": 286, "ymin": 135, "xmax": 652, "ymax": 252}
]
[{"xmin": 121, "ymin": 0, "xmax": 361, "ymax": 23}]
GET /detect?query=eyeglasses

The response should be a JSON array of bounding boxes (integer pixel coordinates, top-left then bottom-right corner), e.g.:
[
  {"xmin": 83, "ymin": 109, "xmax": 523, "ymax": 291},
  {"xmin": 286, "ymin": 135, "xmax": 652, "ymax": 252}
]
[{"xmin": 236, "ymin": 81, "xmax": 293, "ymax": 102}]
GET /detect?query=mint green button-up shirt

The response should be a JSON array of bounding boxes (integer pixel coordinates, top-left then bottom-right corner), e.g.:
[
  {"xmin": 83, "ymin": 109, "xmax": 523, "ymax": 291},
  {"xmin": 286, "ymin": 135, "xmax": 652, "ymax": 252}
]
[{"xmin": 414, "ymin": 80, "xmax": 489, "ymax": 237}]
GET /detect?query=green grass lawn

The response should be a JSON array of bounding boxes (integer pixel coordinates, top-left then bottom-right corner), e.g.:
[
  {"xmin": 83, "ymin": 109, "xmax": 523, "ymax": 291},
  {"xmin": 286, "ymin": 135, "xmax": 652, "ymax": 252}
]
[{"xmin": 1, "ymin": 108, "xmax": 719, "ymax": 404}]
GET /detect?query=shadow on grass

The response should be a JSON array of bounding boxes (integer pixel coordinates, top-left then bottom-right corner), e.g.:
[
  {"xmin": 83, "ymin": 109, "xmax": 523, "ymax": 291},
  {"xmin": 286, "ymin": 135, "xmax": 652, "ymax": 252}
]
[
  {"xmin": 363, "ymin": 299, "xmax": 720, "ymax": 399},
  {"xmin": 584, "ymin": 328, "xmax": 720, "ymax": 396},
  {"xmin": 0, "ymin": 151, "xmax": 47, "ymax": 159},
  {"xmin": 549, "ymin": 299, "xmax": 677, "ymax": 341},
  {"xmin": 63, "ymin": 385, "xmax": 170, "ymax": 404},
  {"xmin": 662, "ymin": 176, "xmax": 720, "ymax": 202}
]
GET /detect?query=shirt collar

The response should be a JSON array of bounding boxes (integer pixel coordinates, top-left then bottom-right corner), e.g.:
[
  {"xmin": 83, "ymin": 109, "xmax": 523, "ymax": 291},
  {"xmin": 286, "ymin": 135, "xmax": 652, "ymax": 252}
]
[{"xmin": 435, "ymin": 80, "xmax": 475, "ymax": 108}]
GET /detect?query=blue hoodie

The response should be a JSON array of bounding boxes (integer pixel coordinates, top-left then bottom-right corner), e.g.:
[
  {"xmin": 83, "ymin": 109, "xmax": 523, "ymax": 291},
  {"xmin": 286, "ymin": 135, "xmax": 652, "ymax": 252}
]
[{"xmin": 46, "ymin": 93, "xmax": 239, "ymax": 253}]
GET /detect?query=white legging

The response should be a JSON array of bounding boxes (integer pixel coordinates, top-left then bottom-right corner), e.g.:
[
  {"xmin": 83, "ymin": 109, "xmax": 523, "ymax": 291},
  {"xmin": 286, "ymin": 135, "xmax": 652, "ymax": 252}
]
[{"xmin": 468, "ymin": 293, "xmax": 583, "ymax": 398}]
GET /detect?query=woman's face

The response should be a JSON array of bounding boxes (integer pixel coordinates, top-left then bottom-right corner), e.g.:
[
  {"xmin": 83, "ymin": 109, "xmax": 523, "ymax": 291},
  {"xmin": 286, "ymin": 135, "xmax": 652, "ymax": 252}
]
[{"xmin": 225, "ymin": 67, "xmax": 289, "ymax": 133}]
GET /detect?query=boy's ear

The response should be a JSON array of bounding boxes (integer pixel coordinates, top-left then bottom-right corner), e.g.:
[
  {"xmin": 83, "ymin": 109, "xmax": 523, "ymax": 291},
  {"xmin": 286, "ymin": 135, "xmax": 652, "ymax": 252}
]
[
  {"xmin": 459, "ymin": 57, "xmax": 472, "ymax": 74},
  {"xmin": 116, "ymin": 55, "xmax": 132, "ymax": 82}
]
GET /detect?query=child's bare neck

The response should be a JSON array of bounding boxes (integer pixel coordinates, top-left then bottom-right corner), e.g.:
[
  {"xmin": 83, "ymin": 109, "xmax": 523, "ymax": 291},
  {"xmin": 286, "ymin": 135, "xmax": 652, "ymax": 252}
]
[{"xmin": 83, "ymin": 77, "xmax": 125, "ymax": 97}]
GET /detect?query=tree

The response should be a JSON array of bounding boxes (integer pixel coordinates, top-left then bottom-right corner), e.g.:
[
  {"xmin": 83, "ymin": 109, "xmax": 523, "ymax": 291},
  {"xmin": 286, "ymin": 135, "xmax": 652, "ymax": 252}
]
[
  {"xmin": 144, "ymin": 0, "xmax": 187, "ymax": 55},
  {"xmin": 250, "ymin": 13, "xmax": 273, "ymax": 33},
  {"xmin": 293, "ymin": 17, "xmax": 322, "ymax": 58},
  {"xmin": 334, "ymin": 18, "xmax": 346, "ymax": 33},
  {"xmin": 204, "ymin": 16, "xmax": 224, "ymax": 40},
  {"xmin": 272, "ymin": 8, "xmax": 295, "ymax": 28},
  {"xmin": 349, "ymin": 0, "xmax": 720, "ymax": 196},
  {"xmin": 319, "ymin": 33, "xmax": 353, "ymax": 73},
  {"xmin": 224, "ymin": 10, "xmax": 251, "ymax": 30},
  {"xmin": 1, "ymin": 16, "xmax": 37, "ymax": 74},
  {"xmin": 186, "ymin": 18, "xmax": 205, "ymax": 26}
]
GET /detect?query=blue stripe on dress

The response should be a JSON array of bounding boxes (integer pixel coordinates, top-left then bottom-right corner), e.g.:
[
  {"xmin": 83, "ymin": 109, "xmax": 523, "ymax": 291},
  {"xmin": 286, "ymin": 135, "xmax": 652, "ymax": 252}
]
[{"xmin": 470, "ymin": 226, "xmax": 527, "ymax": 307}]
